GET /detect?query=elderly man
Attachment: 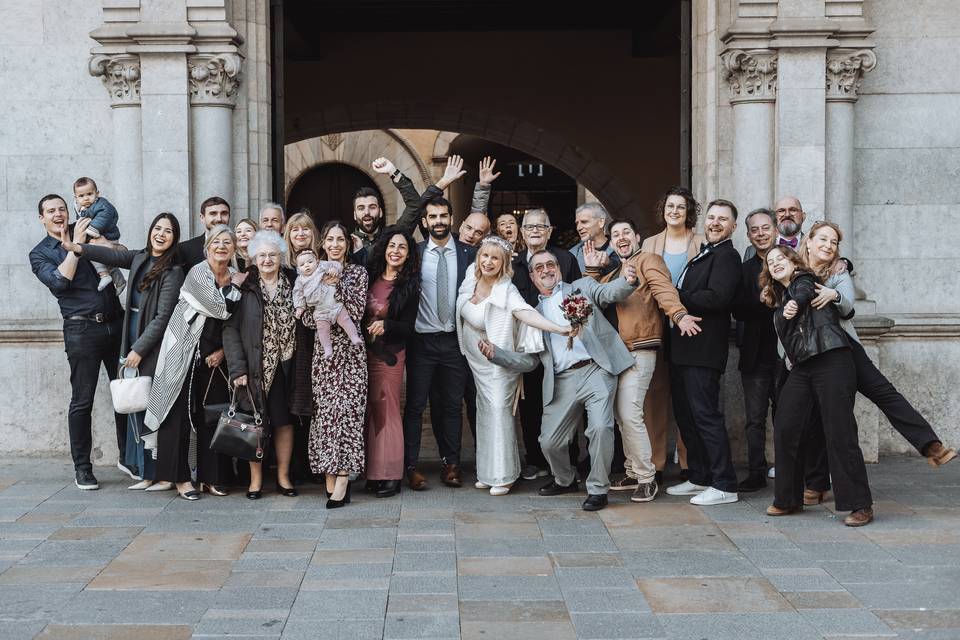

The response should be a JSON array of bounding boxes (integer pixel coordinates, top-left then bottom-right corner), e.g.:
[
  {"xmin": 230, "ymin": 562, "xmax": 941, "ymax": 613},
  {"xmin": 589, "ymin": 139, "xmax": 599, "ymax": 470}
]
[
  {"xmin": 258, "ymin": 202, "xmax": 285, "ymax": 234},
  {"xmin": 734, "ymin": 208, "xmax": 779, "ymax": 491},
  {"xmin": 30, "ymin": 194, "xmax": 127, "ymax": 490},
  {"xmin": 666, "ymin": 199, "xmax": 742, "ymax": 506},
  {"xmin": 570, "ymin": 202, "xmax": 619, "ymax": 273},
  {"xmin": 592, "ymin": 219, "xmax": 701, "ymax": 503},
  {"xmin": 744, "ymin": 195, "xmax": 806, "ymax": 261},
  {"xmin": 179, "ymin": 196, "xmax": 231, "ymax": 269},
  {"xmin": 510, "ymin": 208, "xmax": 581, "ymax": 479},
  {"xmin": 481, "ymin": 250, "xmax": 639, "ymax": 511}
]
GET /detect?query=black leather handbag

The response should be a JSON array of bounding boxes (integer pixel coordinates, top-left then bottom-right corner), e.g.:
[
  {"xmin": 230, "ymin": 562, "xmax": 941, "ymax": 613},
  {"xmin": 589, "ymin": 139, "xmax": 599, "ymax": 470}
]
[{"xmin": 210, "ymin": 385, "xmax": 265, "ymax": 461}]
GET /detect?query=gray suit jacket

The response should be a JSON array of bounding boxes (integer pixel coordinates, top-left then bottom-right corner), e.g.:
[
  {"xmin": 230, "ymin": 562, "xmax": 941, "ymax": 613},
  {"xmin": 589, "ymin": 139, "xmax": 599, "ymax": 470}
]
[{"xmin": 490, "ymin": 276, "xmax": 636, "ymax": 404}]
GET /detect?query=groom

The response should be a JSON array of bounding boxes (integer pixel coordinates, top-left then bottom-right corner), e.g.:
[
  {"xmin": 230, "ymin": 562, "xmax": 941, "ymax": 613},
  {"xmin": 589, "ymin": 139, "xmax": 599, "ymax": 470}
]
[{"xmin": 478, "ymin": 250, "xmax": 638, "ymax": 510}]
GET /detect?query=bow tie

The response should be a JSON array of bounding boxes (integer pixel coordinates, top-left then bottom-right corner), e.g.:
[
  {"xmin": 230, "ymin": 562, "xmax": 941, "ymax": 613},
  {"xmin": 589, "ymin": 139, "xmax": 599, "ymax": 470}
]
[
  {"xmin": 778, "ymin": 237, "xmax": 799, "ymax": 249},
  {"xmin": 699, "ymin": 242, "xmax": 709, "ymax": 253}
]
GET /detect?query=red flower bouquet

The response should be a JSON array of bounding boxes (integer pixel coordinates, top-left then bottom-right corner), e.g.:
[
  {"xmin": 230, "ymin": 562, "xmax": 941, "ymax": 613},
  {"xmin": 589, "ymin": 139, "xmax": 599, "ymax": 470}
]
[{"xmin": 560, "ymin": 289, "xmax": 592, "ymax": 349}]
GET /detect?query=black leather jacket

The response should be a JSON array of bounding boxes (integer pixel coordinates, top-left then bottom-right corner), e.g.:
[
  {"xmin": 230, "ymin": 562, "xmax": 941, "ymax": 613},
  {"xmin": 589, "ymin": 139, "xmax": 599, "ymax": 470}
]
[{"xmin": 773, "ymin": 272, "xmax": 849, "ymax": 364}]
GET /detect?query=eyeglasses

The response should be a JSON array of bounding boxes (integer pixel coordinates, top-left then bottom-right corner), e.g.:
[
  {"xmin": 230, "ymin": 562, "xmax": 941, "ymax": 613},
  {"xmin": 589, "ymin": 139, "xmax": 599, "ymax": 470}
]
[
  {"xmin": 776, "ymin": 207, "xmax": 801, "ymax": 215},
  {"xmin": 531, "ymin": 261, "xmax": 558, "ymax": 274},
  {"xmin": 522, "ymin": 224, "xmax": 551, "ymax": 231}
]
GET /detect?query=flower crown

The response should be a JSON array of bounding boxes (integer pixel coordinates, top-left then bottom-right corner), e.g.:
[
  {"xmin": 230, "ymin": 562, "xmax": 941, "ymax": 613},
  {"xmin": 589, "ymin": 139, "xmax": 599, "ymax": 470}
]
[{"xmin": 479, "ymin": 235, "xmax": 513, "ymax": 254}]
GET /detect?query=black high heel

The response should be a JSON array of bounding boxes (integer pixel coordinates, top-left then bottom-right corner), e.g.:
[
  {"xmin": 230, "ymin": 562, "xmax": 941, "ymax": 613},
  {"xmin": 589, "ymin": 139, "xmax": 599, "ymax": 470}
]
[
  {"xmin": 277, "ymin": 483, "xmax": 298, "ymax": 497},
  {"xmin": 325, "ymin": 476, "xmax": 352, "ymax": 509}
]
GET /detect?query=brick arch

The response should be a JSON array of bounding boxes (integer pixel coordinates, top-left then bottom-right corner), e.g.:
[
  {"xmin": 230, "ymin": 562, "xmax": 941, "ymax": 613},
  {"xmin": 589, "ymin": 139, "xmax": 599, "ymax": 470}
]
[
  {"xmin": 286, "ymin": 102, "xmax": 645, "ymax": 223},
  {"xmin": 284, "ymin": 129, "xmax": 430, "ymax": 223}
]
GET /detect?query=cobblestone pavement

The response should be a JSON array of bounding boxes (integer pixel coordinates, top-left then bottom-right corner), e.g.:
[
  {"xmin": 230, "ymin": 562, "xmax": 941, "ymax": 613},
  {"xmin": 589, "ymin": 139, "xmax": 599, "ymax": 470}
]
[{"xmin": 0, "ymin": 457, "xmax": 958, "ymax": 639}]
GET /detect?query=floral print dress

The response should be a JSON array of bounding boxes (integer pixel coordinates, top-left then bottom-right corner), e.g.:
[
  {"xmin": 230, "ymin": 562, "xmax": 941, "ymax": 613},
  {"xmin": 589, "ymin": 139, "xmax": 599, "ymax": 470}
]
[{"xmin": 307, "ymin": 263, "xmax": 369, "ymax": 474}]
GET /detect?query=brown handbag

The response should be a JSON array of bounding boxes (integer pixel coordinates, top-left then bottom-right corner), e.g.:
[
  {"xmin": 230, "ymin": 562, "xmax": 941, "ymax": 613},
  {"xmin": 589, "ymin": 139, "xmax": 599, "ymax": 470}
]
[{"xmin": 209, "ymin": 385, "xmax": 265, "ymax": 461}]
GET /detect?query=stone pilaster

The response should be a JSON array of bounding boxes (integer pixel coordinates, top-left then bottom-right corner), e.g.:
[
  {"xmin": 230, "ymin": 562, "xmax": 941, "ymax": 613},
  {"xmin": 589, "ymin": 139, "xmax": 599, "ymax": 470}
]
[
  {"xmin": 721, "ymin": 49, "xmax": 777, "ymax": 246},
  {"xmin": 189, "ymin": 53, "xmax": 243, "ymax": 219}
]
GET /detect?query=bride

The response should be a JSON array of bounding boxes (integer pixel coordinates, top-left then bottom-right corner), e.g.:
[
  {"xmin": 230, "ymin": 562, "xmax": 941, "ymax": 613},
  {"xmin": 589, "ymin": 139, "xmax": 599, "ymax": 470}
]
[{"xmin": 456, "ymin": 235, "xmax": 571, "ymax": 495}]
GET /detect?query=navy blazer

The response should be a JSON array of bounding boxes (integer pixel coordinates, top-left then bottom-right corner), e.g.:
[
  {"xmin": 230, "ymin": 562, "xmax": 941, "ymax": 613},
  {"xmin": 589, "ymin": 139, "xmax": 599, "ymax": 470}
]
[{"xmin": 417, "ymin": 236, "xmax": 476, "ymax": 292}]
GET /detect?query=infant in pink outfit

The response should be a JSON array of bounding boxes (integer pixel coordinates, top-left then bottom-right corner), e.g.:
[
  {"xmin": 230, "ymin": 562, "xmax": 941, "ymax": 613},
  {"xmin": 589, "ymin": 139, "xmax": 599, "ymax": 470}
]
[{"xmin": 292, "ymin": 251, "xmax": 363, "ymax": 358}]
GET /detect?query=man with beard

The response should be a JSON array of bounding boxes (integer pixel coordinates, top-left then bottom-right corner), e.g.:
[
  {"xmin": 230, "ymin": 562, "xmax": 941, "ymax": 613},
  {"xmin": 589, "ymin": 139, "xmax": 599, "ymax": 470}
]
[
  {"xmin": 402, "ymin": 195, "xmax": 477, "ymax": 491},
  {"xmin": 179, "ymin": 196, "xmax": 231, "ymax": 269},
  {"xmin": 733, "ymin": 208, "xmax": 779, "ymax": 491},
  {"xmin": 258, "ymin": 202, "xmax": 285, "ymax": 234},
  {"xmin": 596, "ymin": 219, "xmax": 701, "ymax": 502},
  {"xmin": 510, "ymin": 208, "xmax": 581, "ymax": 480},
  {"xmin": 665, "ymin": 199, "xmax": 742, "ymax": 506},
  {"xmin": 361, "ymin": 156, "xmax": 494, "ymax": 248},
  {"xmin": 744, "ymin": 195, "xmax": 806, "ymax": 261}
]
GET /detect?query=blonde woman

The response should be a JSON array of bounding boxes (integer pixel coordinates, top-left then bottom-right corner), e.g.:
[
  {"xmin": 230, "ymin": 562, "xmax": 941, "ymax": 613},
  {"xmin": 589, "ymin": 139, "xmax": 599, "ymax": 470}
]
[
  {"xmin": 455, "ymin": 235, "xmax": 570, "ymax": 495},
  {"xmin": 284, "ymin": 211, "xmax": 324, "ymax": 419},
  {"xmin": 283, "ymin": 211, "xmax": 323, "ymax": 268},
  {"xmin": 234, "ymin": 218, "xmax": 258, "ymax": 271}
]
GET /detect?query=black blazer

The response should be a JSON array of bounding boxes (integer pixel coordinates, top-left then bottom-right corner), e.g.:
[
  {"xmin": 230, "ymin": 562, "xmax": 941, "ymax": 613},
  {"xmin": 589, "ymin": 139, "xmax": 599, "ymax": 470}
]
[
  {"xmin": 511, "ymin": 245, "xmax": 581, "ymax": 307},
  {"xmin": 79, "ymin": 244, "xmax": 185, "ymax": 377},
  {"xmin": 416, "ymin": 236, "xmax": 476, "ymax": 295},
  {"xmin": 670, "ymin": 239, "xmax": 741, "ymax": 371},
  {"xmin": 733, "ymin": 254, "xmax": 779, "ymax": 374},
  {"xmin": 774, "ymin": 273, "xmax": 849, "ymax": 365},
  {"xmin": 366, "ymin": 273, "xmax": 420, "ymax": 365},
  {"xmin": 178, "ymin": 234, "xmax": 206, "ymax": 270}
]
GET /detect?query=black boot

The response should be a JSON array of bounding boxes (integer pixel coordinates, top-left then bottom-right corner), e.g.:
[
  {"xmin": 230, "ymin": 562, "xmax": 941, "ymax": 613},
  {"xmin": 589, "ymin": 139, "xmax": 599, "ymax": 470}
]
[{"xmin": 376, "ymin": 479, "xmax": 401, "ymax": 498}]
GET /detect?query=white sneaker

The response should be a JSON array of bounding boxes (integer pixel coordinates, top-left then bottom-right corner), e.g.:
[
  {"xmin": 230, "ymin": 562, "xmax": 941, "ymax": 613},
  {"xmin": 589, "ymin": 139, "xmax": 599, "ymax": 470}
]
[
  {"xmin": 475, "ymin": 481, "xmax": 490, "ymax": 489},
  {"xmin": 690, "ymin": 487, "xmax": 739, "ymax": 506},
  {"xmin": 767, "ymin": 467, "xmax": 776, "ymax": 479},
  {"xmin": 666, "ymin": 480, "xmax": 708, "ymax": 496},
  {"xmin": 489, "ymin": 485, "xmax": 511, "ymax": 496},
  {"xmin": 144, "ymin": 481, "xmax": 174, "ymax": 492},
  {"xmin": 128, "ymin": 480, "xmax": 153, "ymax": 490}
]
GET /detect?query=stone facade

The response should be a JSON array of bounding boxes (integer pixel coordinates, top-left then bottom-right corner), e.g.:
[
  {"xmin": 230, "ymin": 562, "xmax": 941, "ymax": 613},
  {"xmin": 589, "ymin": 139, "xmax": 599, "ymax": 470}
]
[{"xmin": 1, "ymin": 0, "xmax": 958, "ymax": 462}]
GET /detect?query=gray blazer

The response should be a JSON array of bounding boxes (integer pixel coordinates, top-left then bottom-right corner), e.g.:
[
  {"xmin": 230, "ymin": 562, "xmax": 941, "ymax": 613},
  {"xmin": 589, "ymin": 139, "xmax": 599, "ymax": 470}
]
[
  {"xmin": 490, "ymin": 276, "xmax": 636, "ymax": 404},
  {"xmin": 81, "ymin": 244, "xmax": 185, "ymax": 377}
]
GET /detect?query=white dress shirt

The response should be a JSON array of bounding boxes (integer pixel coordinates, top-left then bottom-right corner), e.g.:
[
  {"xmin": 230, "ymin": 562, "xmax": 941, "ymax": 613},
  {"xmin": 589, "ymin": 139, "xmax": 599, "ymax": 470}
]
[
  {"xmin": 540, "ymin": 286, "xmax": 591, "ymax": 373},
  {"xmin": 416, "ymin": 236, "xmax": 459, "ymax": 333}
]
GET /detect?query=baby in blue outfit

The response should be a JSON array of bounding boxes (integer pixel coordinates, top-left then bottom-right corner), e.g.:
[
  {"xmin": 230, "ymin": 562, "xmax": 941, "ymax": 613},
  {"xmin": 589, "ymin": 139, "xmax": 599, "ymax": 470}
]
[{"xmin": 73, "ymin": 176, "xmax": 126, "ymax": 293}]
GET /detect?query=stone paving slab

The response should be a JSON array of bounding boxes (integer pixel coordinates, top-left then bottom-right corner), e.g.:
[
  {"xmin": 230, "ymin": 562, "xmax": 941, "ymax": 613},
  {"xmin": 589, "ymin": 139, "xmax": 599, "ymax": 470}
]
[{"xmin": 0, "ymin": 456, "xmax": 958, "ymax": 638}]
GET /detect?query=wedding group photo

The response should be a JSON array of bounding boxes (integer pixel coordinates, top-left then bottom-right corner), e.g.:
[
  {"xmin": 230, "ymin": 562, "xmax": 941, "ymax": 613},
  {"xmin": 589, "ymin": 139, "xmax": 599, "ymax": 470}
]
[{"xmin": 3, "ymin": 1, "xmax": 960, "ymax": 639}]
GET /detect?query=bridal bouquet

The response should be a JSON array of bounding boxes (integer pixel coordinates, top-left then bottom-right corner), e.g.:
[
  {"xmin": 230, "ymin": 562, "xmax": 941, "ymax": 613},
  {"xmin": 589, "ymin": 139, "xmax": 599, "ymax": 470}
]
[{"xmin": 560, "ymin": 289, "xmax": 592, "ymax": 349}]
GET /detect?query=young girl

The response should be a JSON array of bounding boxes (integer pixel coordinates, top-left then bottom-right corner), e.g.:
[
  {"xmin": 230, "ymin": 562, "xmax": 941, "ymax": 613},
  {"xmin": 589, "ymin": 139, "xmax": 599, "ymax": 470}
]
[{"xmin": 292, "ymin": 250, "xmax": 363, "ymax": 358}]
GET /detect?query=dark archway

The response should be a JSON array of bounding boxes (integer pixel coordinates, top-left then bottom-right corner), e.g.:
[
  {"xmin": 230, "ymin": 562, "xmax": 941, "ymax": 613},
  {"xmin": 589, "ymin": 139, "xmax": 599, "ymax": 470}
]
[{"xmin": 286, "ymin": 163, "xmax": 384, "ymax": 229}]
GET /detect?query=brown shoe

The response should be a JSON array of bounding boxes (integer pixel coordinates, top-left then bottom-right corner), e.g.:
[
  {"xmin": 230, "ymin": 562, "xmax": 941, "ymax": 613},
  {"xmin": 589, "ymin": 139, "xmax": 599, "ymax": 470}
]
[
  {"xmin": 925, "ymin": 442, "xmax": 958, "ymax": 467},
  {"xmin": 406, "ymin": 468, "xmax": 428, "ymax": 491},
  {"xmin": 766, "ymin": 504, "xmax": 802, "ymax": 516},
  {"xmin": 803, "ymin": 489, "xmax": 826, "ymax": 506},
  {"xmin": 440, "ymin": 463, "xmax": 462, "ymax": 488},
  {"xmin": 844, "ymin": 508, "xmax": 874, "ymax": 527}
]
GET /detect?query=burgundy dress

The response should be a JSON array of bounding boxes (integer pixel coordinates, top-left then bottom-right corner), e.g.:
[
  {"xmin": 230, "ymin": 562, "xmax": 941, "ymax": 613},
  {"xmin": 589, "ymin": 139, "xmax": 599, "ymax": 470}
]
[{"xmin": 364, "ymin": 278, "xmax": 405, "ymax": 480}]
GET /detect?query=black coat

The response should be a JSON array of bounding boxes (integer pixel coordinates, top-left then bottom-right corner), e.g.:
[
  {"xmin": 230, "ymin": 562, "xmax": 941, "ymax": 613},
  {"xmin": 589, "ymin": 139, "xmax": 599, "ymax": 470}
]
[
  {"xmin": 733, "ymin": 254, "xmax": 779, "ymax": 373},
  {"xmin": 511, "ymin": 245, "xmax": 582, "ymax": 306},
  {"xmin": 366, "ymin": 272, "xmax": 420, "ymax": 365},
  {"xmin": 80, "ymin": 244, "xmax": 185, "ymax": 378},
  {"xmin": 670, "ymin": 239, "xmax": 741, "ymax": 371},
  {"xmin": 222, "ymin": 268, "xmax": 294, "ymax": 418},
  {"xmin": 178, "ymin": 234, "xmax": 205, "ymax": 270},
  {"xmin": 774, "ymin": 272, "xmax": 850, "ymax": 365}
]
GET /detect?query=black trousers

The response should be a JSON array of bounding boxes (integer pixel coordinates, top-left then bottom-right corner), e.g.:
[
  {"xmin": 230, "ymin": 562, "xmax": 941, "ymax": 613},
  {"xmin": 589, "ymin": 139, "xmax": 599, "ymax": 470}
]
[
  {"xmin": 804, "ymin": 339, "xmax": 941, "ymax": 489},
  {"xmin": 670, "ymin": 365, "xmax": 738, "ymax": 493},
  {"xmin": 434, "ymin": 371, "xmax": 477, "ymax": 439},
  {"xmin": 403, "ymin": 332, "xmax": 467, "ymax": 468},
  {"xmin": 776, "ymin": 348, "xmax": 872, "ymax": 512},
  {"xmin": 740, "ymin": 361, "xmax": 779, "ymax": 476},
  {"xmin": 518, "ymin": 364, "xmax": 548, "ymax": 468},
  {"xmin": 63, "ymin": 317, "xmax": 126, "ymax": 472}
]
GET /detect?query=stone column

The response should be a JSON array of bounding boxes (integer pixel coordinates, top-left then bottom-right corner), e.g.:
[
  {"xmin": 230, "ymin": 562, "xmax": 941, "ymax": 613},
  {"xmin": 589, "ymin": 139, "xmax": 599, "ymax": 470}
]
[
  {"xmin": 721, "ymin": 49, "xmax": 777, "ymax": 247},
  {"xmin": 825, "ymin": 49, "xmax": 876, "ymax": 265},
  {"xmin": 189, "ymin": 53, "xmax": 242, "ymax": 230},
  {"xmin": 89, "ymin": 54, "xmax": 145, "ymax": 241}
]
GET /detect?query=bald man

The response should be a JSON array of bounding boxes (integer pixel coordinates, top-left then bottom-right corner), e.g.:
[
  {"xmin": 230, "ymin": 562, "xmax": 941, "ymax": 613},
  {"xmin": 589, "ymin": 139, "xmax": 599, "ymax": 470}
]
[{"xmin": 457, "ymin": 212, "xmax": 491, "ymax": 247}]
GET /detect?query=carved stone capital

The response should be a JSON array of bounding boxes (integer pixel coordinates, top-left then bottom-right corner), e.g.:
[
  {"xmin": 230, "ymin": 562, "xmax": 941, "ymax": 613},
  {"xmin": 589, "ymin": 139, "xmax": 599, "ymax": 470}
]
[
  {"xmin": 188, "ymin": 54, "xmax": 242, "ymax": 107},
  {"xmin": 826, "ymin": 49, "xmax": 877, "ymax": 102},
  {"xmin": 721, "ymin": 49, "xmax": 778, "ymax": 104},
  {"xmin": 89, "ymin": 54, "xmax": 141, "ymax": 107}
]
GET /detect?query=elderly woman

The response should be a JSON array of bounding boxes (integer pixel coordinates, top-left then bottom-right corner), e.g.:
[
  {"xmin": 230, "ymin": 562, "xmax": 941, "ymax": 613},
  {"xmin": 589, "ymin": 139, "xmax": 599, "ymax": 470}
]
[
  {"xmin": 799, "ymin": 222, "xmax": 956, "ymax": 505},
  {"xmin": 223, "ymin": 231, "xmax": 298, "ymax": 499},
  {"xmin": 234, "ymin": 218, "xmax": 258, "ymax": 271},
  {"xmin": 303, "ymin": 221, "xmax": 368, "ymax": 508},
  {"xmin": 760, "ymin": 245, "xmax": 873, "ymax": 526},
  {"xmin": 363, "ymin": 225, "xmax": 420, "ymax": 498},
  {"xmin": 141, "ymin": 224, "xmax": 242, "ymax": 500},
  {"xmin": 456, "ymin": 235, "xmax": 570, "ymax": 495},
  {"xmin": 62, "ymin": 213, "xmax": 185, "ymax": 490}
]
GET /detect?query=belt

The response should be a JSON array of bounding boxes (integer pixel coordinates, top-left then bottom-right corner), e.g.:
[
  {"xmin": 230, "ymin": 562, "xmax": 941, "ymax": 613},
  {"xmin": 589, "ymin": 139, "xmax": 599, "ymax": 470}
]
[
  {"xmin": 65, "ymin": 312, "xmax": 119, "ymax": 323},
  {"xmin": 568, "ymin": 359, "xmax": 594, "ymax": 371}
]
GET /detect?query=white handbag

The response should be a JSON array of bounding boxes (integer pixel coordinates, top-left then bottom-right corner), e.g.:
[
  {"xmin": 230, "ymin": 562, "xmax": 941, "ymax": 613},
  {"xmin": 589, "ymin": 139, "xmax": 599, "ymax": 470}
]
[{"xmin": 110, "ymin": 366, "xmax": 153, "ymax": 414}]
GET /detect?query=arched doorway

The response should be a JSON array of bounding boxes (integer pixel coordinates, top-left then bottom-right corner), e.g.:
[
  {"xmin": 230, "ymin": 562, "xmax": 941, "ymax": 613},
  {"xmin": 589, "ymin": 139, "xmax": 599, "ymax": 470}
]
[{"xmin": 286, "ymin": 163, "xmax": 384, "ymax": 228}]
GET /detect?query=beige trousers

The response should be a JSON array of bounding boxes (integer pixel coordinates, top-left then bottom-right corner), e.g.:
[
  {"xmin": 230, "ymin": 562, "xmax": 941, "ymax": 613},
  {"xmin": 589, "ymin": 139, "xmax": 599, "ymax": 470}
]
[{"xmin": 615, "ymin": 350, "xmax": 658, "ymax": 482}]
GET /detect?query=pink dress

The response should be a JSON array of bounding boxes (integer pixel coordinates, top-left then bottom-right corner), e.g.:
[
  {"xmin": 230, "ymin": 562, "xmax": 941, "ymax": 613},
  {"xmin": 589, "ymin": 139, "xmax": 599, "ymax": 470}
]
[{"xmin": 364, "ymin": 278, "xmax": 405, "ymax": 480}]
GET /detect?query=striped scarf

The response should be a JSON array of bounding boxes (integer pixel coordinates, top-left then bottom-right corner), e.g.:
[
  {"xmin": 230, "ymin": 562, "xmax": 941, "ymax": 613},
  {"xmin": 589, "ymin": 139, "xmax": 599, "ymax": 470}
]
[{"xmin": 143, "ymin": 261, "xmax": 240, "ymax": 457}]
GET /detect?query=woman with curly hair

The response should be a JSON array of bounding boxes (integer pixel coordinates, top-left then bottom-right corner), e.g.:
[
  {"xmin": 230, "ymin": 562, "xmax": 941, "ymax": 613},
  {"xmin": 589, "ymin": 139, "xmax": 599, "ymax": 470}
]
[{"xmin": 362, "ymin": 226, "xmax": 420, "ymax": 498}]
